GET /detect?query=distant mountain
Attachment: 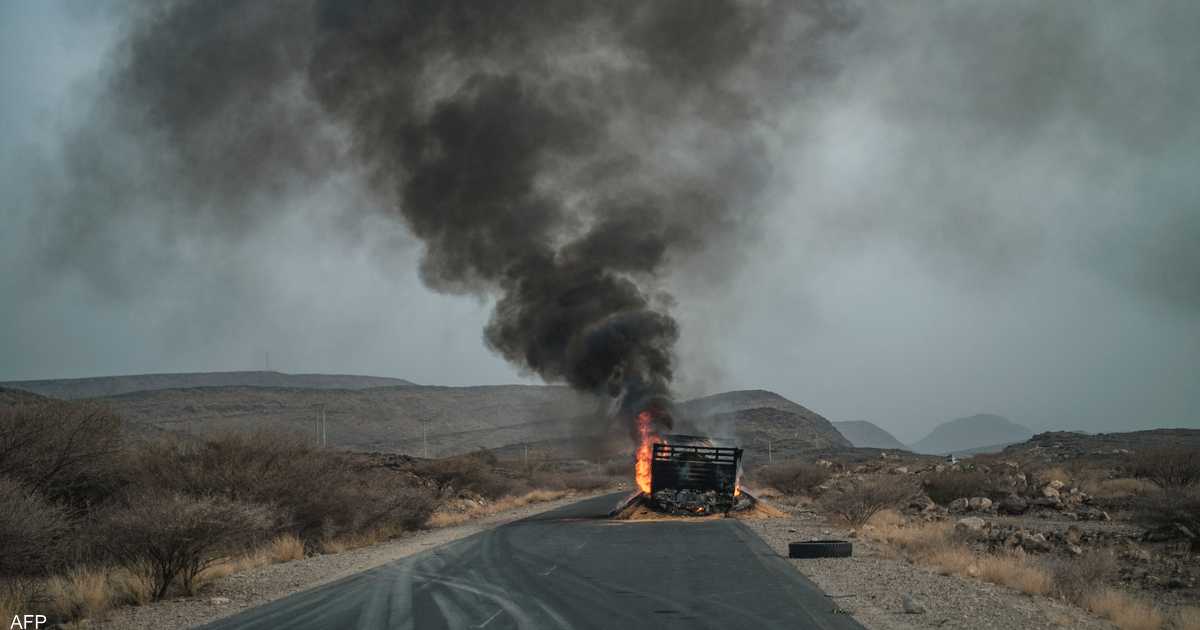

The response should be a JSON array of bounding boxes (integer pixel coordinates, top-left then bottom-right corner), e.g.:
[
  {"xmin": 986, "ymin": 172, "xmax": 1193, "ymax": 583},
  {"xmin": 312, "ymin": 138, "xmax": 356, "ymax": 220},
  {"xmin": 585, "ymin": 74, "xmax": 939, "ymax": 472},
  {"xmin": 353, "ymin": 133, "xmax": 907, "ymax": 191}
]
[
  {"xmin": 675, "ymin": 390, "xmax": 852, "ymax": 463},
  {"xmin": 0, "ymin": 371, "xmax": 415, "ymax": 400},
  {"xmin": 833, "ymin": 421, "xmax": 908, "ymax": 450},
  {"xmin": 911, "ymin": 414, "xmax": 1033, "ymax": 455}
]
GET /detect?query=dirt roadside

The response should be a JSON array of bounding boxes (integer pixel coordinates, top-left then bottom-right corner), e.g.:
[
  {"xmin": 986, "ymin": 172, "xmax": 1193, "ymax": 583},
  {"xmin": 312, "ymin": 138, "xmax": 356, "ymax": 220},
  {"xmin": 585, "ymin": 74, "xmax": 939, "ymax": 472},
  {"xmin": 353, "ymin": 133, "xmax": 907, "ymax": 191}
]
[
  {"xmin": 90, "ymin": 492, "xmax": 607, "ymax": 630},
  {"xmin": 741, "ymin": 510, "xmax": 1116, "ymax": 630}
]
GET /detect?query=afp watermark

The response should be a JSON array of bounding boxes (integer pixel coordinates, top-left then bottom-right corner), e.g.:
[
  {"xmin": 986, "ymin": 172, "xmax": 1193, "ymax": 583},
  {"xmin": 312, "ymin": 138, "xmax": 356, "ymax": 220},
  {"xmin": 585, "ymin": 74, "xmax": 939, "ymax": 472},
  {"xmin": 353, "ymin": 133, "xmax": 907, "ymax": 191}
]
[{"xmin": 9, "ymin": 615, "xmax": 47, "ymax": 630}]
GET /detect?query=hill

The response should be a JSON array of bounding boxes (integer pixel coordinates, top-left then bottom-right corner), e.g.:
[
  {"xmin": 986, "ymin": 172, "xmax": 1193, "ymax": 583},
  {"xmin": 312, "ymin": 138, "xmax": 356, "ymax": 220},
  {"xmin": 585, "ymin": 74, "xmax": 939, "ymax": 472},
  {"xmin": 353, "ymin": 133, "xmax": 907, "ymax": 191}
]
[
  {"xmin": 91, "ymin": 384, "xmax": 593, "ymax": 457},
  {"xmin": 996, "ymin": 429, "xmax": 1200, "ymax": 465},
  {"xmin": 0, "ymin": 371, "xmax": 415, "ymax": 400},
  {"xmin": 0, "ymin": 386, "xmax": 51, "ymax": 407},
  {"xmin": 675, "ymin": 390, "xmax": 852, "ymax": 461},
  {"xmin": 911, "ymin": 414, "xmax": 1032, "ymax": 454},
  {"xmin": 832, "ymin": 420, "xmax": 908, "ymax": 450}
]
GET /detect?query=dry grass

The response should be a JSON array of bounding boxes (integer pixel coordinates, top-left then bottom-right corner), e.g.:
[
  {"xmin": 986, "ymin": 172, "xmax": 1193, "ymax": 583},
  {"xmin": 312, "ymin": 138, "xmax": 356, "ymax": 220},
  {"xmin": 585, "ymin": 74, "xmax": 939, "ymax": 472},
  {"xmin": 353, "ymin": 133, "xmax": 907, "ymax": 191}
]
[
  {"xmin": 1036, "ymin": 466, "xmax": 1073, "ymax": 485},
  {"xmin": 865, "ymin": 517, "xmax": 1050, "ymax": 595},
  {"xmin": 1173, "ymin": 607, "xmax": 1200, "ymax": 630},
  {"xmin": 318, "ymin": 527, "xmax": 401, "ymax": 554},
  {"xmin": 45, "ymin": 568, "xmax": 113, "ymax": 621},
  {"xmin": 198, "ymin": 534, "xmax": 308, "ymax": 586},
  {"xmin": 107, "ymin": 565, "xmax": 154, "ymax": 607},
  {"xmin": 427, "ymin": 489, "xmax": 569, "ymax": 528},
  {"xmin": 1086, "ymin": 589, "xmax": 1164, "ymax": 630},
  {"xmin": 0, "ymin": 580, "xmax": 37, "ymax": 624},
  {"xmin": 1087, "ymin": 477, "xmax": 1159, "ymax": 498}
]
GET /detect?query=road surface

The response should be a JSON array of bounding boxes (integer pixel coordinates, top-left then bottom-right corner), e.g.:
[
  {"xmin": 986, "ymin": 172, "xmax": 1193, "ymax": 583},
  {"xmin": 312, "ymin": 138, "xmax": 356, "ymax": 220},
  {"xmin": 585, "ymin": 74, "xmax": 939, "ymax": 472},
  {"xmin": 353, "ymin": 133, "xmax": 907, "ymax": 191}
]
[{"xmin": 201, "ymin": 493, "xmax": 864, "ymax": 629}]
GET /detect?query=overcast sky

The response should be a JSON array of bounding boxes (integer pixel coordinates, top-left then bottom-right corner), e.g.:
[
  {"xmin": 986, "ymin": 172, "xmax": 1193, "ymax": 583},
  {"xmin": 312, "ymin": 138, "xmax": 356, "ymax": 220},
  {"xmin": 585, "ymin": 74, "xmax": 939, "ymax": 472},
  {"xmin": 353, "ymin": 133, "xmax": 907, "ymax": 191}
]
[{"xmin": 2, "ymin": 2, "xmax": 1197, "ymax": 442}]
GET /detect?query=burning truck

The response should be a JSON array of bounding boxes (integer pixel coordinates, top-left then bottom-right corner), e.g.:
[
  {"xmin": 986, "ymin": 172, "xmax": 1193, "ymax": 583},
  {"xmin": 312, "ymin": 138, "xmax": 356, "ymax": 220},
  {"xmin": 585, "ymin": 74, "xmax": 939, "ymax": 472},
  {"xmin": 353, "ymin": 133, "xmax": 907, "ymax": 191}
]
[{"xmin": 621, "ymin": 407, "xmax": 752, "ymax": 517}]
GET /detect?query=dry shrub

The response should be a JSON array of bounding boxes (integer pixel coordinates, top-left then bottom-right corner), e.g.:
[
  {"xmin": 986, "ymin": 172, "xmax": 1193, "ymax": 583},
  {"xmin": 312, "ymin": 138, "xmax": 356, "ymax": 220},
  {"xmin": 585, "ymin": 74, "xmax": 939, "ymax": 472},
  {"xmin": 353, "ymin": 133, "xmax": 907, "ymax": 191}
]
[
  {"xmin": 1086, "ymin": 589, "xmax": 1164, "ymax": 630},
  {"xmin": 45, "ymin": 567, "xmax": 112, "ymax": 621},
  {"xmin": 1088, "ymin": 478, "xmax": 1159, "ymax": 499},
  {"xmin": 0, "ymin": 401, "xmax": 123, "ymax": 505},
  {"xmin": 923, "ymin": 469, "xmax": 1002, "ymax": 504},
  {"xmin": 107, "ymin": 564, "xmax": 154, "ymax": 607},
  {"xmin": 819, "ymin": 476, "xmax": 915, "ymax": 527},
  {"xmin": 130, "ymin": 433, "xmax": 438, "ymax": 543},
  {"xmin": 1132, "ymin": 489, "xmax": 1200, "ymax": 538},
  {"xmin": 754, "ymin": 463, "xmax": 831, "ymax": 496},
  {"xmin": 1046, "ymin": 551, "xmax": 1118, "ymax": 605},
  {"xmin": 98, "ymin": 491, "xmax": 275, "ymax": 599},
  {"xmin": 1174, "ymin": 607, "xmax": 1200, "ymax": 630},
  {"xmin": 1132, "ymin": 448, "xmax": 1200, "ymax": 490},
  {"xmin": 0, "ymin": 476, "xmax": 74, "ymax": 577},
  {"xmin": 1035, "ymin": 466, "xmax": 1073, "ymax": 486},
  {"xmin": 414, "ymin": 450, "xmax": 518, "ymax": 499}
]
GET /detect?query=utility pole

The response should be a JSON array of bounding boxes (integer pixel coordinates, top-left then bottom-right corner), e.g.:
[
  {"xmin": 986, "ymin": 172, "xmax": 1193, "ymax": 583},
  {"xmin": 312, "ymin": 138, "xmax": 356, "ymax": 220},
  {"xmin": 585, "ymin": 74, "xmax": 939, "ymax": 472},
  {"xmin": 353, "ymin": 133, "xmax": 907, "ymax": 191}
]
[
  {"xmin": 524, "ymin": 443, "xmax": 529, "ymax": 470},
  {"xmin": 768, "ymin": 439, "xmax": 773, "ymax": 464},
  {"xmin": 321, "ymin": 405, "xmax": 327, "ymax": 448},
  {"xmin": 422, "ymin": 420, "xmax": 428, "ymax": 458}
]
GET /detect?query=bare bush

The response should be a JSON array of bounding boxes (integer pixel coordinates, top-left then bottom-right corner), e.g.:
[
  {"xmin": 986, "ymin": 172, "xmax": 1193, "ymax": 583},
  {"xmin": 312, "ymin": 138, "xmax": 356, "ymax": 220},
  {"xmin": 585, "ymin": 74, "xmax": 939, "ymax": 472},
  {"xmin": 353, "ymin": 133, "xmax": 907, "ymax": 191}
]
[
  {"xmin": 923, "ymin": 470, "xmax": 1002, "ymax": 504},
  {"xmin": 128, "ymin": 432, "xmax": 438, "ymax": 543},
  {"xmin": 754, "ymin": 462, "xmax": 831, "ymax": 496},
  {"xmin": 1046, "ymin": 551, "xmax": 1118, "ymax": 605},
  {"xmin": 414, "ymin": 451, "xmax": 518, "ymax": 499},
  {"xmin": 98, "ymin": 491, "xmax": 275, "ymax": 599},
  {"xmin": 1132, "ymin": 489, "xmax": 1200, "ymax": 540},
  {"xmin": 0, "ymin": 402, "xmax": 122, "ymax": 504},
  {"xmin": 820, "ymin": 476, "xmax": 916, "ymax": 527},
  {"xmin": 1131, "ymin": 448, "xmax": 1200, "ymax": 490},
  {"xmin": 0, "ymin": 476, "xmax": 73, "ymax": 577}
]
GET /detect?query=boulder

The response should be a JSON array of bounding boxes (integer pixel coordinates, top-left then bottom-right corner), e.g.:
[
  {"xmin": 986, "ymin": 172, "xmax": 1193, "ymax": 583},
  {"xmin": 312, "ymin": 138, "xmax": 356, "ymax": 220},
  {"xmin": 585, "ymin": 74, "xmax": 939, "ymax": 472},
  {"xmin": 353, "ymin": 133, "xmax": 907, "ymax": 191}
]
[
  {"xmin": 997, "ymin": 495, "xmax": 1029, "ymax": 515},
  {"xmin": 1047, "ymin": 480, "xmax": 1066, "ymax": 490},
  {"xmin": 908, "ymin": 495, "xmax": 937, "ymax": 512},
  {"xmin": 967, "ymin": 497, "xmax": 993, "ymax": 511},
  {"xmin": 892, "ymin": 466, "xmax": 909, "ymax": 475},
  {"xmin": 1041, "ymin": 485, "xmax": 1061, "ymax": 499},
  {"xmin": 956, "ymin": 516, "xmax": 988, "ymax": 533},
  {"xmin": 1065, "ymin": 525, "xmax": 1083, "ymax": 546},
  {"xmin": 948, "ymin": 498, "xmax": 970, "ymax": 513}
]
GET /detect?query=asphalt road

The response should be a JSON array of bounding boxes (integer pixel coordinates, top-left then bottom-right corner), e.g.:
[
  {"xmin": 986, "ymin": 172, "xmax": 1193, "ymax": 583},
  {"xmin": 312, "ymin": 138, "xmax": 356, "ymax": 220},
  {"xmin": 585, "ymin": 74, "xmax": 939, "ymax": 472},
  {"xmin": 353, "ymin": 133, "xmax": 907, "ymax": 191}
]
[{"xmin": 201, "ymin": 493, "xmax": 864, "ymax": 630}]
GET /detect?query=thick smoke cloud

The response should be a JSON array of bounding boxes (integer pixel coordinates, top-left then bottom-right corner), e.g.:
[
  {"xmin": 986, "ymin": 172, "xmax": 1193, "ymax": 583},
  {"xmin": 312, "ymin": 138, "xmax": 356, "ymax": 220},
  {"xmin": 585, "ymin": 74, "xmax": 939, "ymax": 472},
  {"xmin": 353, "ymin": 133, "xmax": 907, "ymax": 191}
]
[{"xmin": 40, "ymin": 1, "xmax": 854, "ymax": 411}]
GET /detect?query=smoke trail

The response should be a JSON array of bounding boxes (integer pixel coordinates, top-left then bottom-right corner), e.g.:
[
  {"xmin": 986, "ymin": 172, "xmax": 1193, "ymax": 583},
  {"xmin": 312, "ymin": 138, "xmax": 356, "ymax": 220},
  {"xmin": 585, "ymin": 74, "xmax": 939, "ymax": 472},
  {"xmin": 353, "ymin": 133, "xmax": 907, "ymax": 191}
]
[{"xmin": 45, "ymin": 1, "xmax": 856, "ymax": 413}]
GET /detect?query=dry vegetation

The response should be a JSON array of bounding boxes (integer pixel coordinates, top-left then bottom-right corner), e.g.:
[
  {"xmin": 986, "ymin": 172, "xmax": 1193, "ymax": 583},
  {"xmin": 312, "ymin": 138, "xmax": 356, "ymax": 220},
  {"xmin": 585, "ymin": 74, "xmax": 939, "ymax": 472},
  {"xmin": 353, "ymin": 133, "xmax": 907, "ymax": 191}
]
[
  {"xmin": 763, "ymin": 444, "xmax": 1200, "ymax": 630},
  {"xmin": 0, "ymin": 400, "xmax": 621, "ymax": 624}
]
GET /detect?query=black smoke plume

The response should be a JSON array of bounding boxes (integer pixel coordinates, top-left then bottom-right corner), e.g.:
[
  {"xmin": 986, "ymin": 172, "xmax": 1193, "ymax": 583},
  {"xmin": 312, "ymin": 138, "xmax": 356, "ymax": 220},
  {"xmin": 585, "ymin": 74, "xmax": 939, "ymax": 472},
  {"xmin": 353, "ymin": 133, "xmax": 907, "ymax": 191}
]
[{"xmin": 54, "ymin": 1, "xmax": 855, "ymax": 418}]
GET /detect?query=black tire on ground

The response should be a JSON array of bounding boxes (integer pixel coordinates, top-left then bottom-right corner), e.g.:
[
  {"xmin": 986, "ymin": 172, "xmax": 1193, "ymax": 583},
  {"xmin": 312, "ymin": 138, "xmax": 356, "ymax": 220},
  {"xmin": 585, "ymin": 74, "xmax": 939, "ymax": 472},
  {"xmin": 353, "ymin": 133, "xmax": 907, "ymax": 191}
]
[{"xmin": 788, "ymin": 540, "xmax": 853, "ymax": 559}]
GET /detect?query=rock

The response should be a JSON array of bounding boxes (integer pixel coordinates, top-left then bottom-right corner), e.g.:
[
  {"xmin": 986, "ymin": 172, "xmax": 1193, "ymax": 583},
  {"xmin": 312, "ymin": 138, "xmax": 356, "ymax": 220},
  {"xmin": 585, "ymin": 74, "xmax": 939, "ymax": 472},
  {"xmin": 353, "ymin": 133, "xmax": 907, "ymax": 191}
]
[
  {"xmin": 1065, "ymin": 525, "xmax": 1083, "ymax": 545},
  {"xmin": 949, "ymin": 498, "xmax": 970, "ymax": 513},
  {"xmin": 956, "ymin": 517, "xmax": 988, "ymax": 533},
  {"xmin": 998, "ymin": 495, "xmax": 1029, "ymax": 515},
  {"xmin": 209, "ymin": 597, "xmax": 231, "ymax": 605},
  {"xmin": 902, "ymin": 594, "xmax": 926, "ymax": 614},
  {"xmin": 1176, "ymin": 524, "xmax": 1196, "ymax": 539},
  {"xmin": 1075, "ymin": 507, "xmax": 1110, "ymax": 521},
  {"xmin": 1047, "ymin": 480, "xmax": 1065, "ymax": 490},
  {"xmin": 967, "ymin": 497, "xmax": 993, "ymax": 511},
  {"xmin": 1032, "ymin": 496, "xmax": 1063, "ymax": 509},
  {"xmin": 1041, "ymin": 485, "xmax": 1061, "ymax": 499},
  {"xmin": 892, "ymin": 467, "xmax": 909, "ymax": 475},
  {"xmin": 908, "ymin": 495, "xmax": 936, "ymax": 512},
  {"xmin": 1068, "ymin": 545, "xmax": 1083, "ymax": 556}
]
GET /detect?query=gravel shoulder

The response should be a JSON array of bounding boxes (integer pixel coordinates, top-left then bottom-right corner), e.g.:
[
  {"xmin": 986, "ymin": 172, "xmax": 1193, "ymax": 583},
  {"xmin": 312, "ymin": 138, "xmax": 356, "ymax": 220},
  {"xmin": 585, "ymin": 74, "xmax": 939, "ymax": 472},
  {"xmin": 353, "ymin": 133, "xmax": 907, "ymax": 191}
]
[
  {"xmin": 741, "ymin": 510, "xmax": 1115, "ymax": 630},
  {"xmin": 90, "ymin": 492, "xmax": 607, "ymax": 630}
]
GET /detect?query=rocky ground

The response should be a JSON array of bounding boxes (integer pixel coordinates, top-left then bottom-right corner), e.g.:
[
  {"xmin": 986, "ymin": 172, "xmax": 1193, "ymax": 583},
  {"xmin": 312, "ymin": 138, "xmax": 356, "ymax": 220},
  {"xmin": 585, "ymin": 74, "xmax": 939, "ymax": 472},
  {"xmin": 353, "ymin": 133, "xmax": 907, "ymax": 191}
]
[
  {"xmin": 743, "ymin": 511, "xmax": 1113, "ymax": 630},
  {"xmin": 85, "ymin": 493, "xmax": 602, "ymax": 630}
]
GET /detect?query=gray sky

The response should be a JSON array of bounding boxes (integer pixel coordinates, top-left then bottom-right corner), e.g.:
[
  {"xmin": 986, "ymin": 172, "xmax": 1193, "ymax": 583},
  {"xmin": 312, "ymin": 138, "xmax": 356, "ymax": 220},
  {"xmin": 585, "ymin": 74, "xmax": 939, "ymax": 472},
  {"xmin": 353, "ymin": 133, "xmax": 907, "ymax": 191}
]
[{"xmin": 2, "ymin": 1, "xmax": 1197, "ymax": 442}]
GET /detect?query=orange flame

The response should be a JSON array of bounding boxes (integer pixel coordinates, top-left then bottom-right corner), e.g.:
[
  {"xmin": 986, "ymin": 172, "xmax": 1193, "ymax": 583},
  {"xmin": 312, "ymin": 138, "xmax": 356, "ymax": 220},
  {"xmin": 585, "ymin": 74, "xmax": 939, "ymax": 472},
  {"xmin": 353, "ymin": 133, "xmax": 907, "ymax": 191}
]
[{"xmin": 635, "ymin": 410, "xmax": 660, "ymax": 494}]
